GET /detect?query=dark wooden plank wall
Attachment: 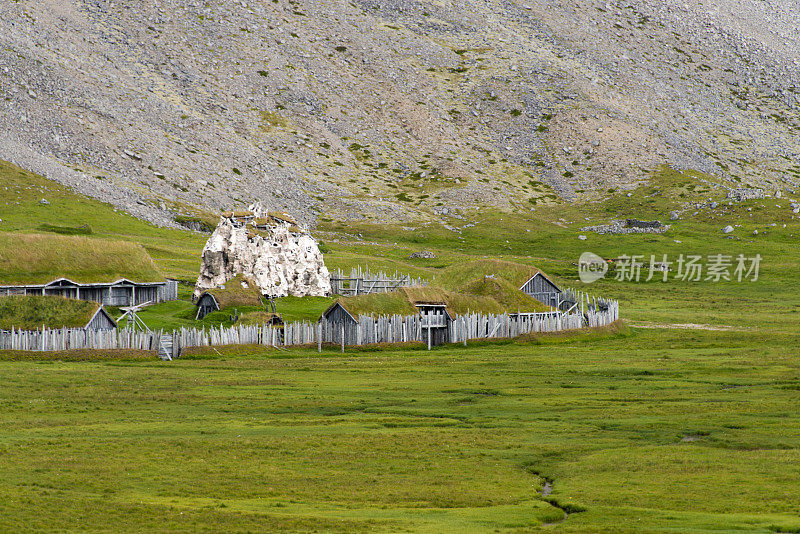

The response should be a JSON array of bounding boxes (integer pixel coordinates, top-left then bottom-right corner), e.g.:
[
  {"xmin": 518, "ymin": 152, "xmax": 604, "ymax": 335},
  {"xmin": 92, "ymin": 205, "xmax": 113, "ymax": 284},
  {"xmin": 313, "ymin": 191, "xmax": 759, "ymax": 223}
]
[
  {"xmin": 1, "ymin": 282, "xmax": 175, "ymax": 306},
  {"xmin": 520, "ymin": 273, "xmax": 560, "ymax": 295},
  {"xmin": 196, "ymin": 294, "xmax": 219, "ymax": 320},
  {"xmin": 323, "ymin": 304, "xmax": 357, "ymax": 325},
  {"xmin": 87, "ymin": 310, "xmax": 117, "ymax": 331}
]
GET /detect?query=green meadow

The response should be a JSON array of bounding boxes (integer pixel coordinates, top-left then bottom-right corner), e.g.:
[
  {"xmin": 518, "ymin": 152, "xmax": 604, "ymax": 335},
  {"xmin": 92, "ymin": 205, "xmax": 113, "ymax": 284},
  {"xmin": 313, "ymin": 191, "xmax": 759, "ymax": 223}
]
[
  {"xmin": 1, "ymin": 161, "xmax": 799, "ymax": 531},
  {"xmin": 1, "ymin": 327, "xmax": 799, "ymax": 532}
]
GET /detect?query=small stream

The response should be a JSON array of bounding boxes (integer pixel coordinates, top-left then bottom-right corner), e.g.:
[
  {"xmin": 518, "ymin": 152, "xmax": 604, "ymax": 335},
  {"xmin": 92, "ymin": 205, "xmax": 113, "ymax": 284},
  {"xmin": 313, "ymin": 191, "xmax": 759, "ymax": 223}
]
[
  {"xmin": 540, "ymin": 478, "xmax": 570, "ymax": 526},
  {"xmin": 525, "ymin": 468, "xmax": 586, "ymax": 526}
]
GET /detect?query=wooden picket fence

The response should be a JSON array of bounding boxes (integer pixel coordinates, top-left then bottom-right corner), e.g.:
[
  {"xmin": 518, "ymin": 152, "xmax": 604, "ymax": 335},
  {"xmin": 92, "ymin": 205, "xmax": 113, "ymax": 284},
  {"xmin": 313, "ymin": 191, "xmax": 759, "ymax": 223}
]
[
  {"xmin": 0, "ymin": 299, "xmax": 618, "ymax": 356},
  {"xmin": 0, "ymin": 326, "xmax": 159, "ymax": 352},
  {"xmin": 559, "ymin": 288, "xmax": 616, "ymax": 314},
  {"xmin": 329, "ymin": 267, "xmax": 427, "ymax": 296}
]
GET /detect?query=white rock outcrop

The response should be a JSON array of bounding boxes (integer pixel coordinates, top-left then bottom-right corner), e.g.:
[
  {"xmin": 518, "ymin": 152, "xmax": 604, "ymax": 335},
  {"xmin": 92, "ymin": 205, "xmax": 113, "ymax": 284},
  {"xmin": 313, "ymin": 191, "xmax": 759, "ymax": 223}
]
[{"xmin": 193, "ymin": 203, "xmax": 331, "ymax": 299}]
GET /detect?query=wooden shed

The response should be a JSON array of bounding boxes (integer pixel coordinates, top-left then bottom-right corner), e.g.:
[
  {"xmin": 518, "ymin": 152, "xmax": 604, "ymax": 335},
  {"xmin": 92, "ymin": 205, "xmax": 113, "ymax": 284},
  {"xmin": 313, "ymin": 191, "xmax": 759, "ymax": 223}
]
[
  {"xmin": 85, "ymin": 307, "xmax": 118, "ymax": 331},
  {"xmin": 415, "ymin": 302, "xmax": 453, "ymax": 347},
  {"xmin": 519, "ymin": 272, "xmax": 562, "ymax": 309},
  {"xmin": 321, "ymin": 301, "xmax": 361, "ymax": 346},
  {"xmin": 321, "ymin": 299, "xmax": 455, "ymax": 348},
  {"xmin": 0, "ymin": 278, "xmax": 178, "ymax": 307},
  {"xmin": 322, "ymin": 301, "xmax": 358, "ymax": 325},
  {"xmin": 195, "ymin": 292, "xmax": 221, "ymax": 320}
]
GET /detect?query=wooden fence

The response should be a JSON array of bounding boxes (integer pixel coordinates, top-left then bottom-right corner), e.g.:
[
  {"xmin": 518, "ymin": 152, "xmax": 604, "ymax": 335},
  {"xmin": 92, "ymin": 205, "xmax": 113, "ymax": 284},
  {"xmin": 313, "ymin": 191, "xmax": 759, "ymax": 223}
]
[
  {"xmin": 0, "ymin": 326, "xmax": 160, "ymax": 352},
  {"xmin": 559, "ymin": 288, "xmax": 616, "ymax": 313},
  {"xmin": 329, "ymin": 267, "xmax": 427, "ymax": 296},
  {"xmin": 0, "ymin": 298, "xmax": 618, "ymax": 356}
]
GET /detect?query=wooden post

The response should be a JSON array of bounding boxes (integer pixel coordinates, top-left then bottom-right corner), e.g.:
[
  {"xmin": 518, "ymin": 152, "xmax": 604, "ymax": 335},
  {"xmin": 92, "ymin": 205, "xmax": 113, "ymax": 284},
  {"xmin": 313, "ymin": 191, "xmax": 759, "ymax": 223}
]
[
  {"xmin": 318, "ymin": 322, "xmax": 322, "ymax": 353},
  {"xmin": 427, "ymin": 326, "xmax": 431, "ymax": 351},
  {"xmin": 341, "ymin": 323, "xmax": 345, "ymax": 353}
]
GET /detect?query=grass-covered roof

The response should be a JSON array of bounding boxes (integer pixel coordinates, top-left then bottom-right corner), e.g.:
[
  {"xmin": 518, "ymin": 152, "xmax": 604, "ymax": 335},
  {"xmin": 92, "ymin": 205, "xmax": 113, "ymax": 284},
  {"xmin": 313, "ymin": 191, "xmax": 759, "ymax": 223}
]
[
  {"xmin": 0, "ymin": 295, "xmax": 104, "ymax": 330},
  {"xmin": 239, "ymin": 311, "xmax": 283, "ymax": 326},
  {"xmin": 329, "ymin": 281, "xmax": 554, "ymax": 319},
  {"xmin": 199, "ymin": 275, "xmax": 263, "ymax": 310},
  {"xmin": 327, "ymin": 291, "xmax": 418, "ymax": 318},
  {"xmin": 438, "ymin": 258, "xmax": 544, "ymax": 290},
  {"xmin": 0, "ymin": 233, "xmax": 165, "ymax": 286},
  {"xmin": 460, "ymin": 276, "xmax": 553, "ymax": 313}
]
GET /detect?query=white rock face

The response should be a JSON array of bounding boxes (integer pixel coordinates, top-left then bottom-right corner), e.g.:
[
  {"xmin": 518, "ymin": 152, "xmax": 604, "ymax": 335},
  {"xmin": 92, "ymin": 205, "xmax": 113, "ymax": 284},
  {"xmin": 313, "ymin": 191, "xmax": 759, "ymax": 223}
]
[{"xmin": 193, "ymin": 204, "xmax": 331, "ymax": 299}]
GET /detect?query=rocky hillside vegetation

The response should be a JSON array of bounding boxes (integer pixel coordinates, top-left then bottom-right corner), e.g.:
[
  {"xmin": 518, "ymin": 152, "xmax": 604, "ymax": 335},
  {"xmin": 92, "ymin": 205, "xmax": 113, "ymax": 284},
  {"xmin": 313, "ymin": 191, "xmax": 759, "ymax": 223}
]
[{"xmin": 1, "ymin": 0, "xmax": 799, "ymax": 227}]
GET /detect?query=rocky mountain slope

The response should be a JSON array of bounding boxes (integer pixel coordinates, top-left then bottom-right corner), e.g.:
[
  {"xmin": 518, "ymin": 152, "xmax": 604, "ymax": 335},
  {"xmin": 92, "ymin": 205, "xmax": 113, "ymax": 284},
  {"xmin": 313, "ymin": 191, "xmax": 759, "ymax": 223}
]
[{"xmin": 1, "ymin": 0, "xmax": 799, "ymax": 227}]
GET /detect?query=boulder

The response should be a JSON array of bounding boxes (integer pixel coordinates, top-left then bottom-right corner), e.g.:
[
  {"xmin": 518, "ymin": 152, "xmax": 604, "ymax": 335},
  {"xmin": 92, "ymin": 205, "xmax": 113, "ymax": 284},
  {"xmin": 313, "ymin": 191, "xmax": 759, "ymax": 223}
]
[
  {"xmin": 723, "ymin": 225, "xmax": 734, "ymax": 234},
  {"xmin": 581, "ymin": 219, "xmax": 669, "ymax": 235},
  {"xmin": 625, "ymin": 219, "xmax": 663, "ymax": 229},
  {"xmin": 409, "ymin": 251, "xmax": 437, "ymax": 259},
  {"xmin": 193, "ymin": 202, "xmax": 331, "ymax": 299},
  {"xmin": 727, "ymin": 188, "xmax": 764, "ymax": 201}
]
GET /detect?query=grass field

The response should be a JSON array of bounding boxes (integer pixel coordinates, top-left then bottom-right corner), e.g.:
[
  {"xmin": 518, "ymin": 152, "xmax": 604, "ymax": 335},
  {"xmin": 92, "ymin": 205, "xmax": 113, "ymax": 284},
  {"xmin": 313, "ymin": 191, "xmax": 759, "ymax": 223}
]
[
  {"xmin": 1, "ymin": 326, "xmax": 799, "ymax": 532},
  {"xmin": 1, "ymin": 161, "xmax": 800, "ymax": 531},
  {"xmin": 0, "ymin": 160, "xmax": 207, "ymax": 281}
]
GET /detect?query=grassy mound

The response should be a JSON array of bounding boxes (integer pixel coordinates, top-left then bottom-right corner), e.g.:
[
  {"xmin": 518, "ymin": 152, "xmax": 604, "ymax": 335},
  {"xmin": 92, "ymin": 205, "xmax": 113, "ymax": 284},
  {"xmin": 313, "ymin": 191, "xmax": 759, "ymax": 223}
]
[
  {"xmin": 439, "ymin": 258, "xmax": 544, "ymax": 290},
  {"xmin": 331, "ymin": 291, "xmax": 418, "ymax": 318},
  {"xmin": 401, "ymin": 286, "xmax": 507, "ymax": 315},
  {"xmin": 461, "ymin": 276, "xmax": 553, "ymax": 313},
  {"xmin": 0, "ymin": 233, "xmax": 164, "ymax": 285},
  {"xmin": 272, "ymin": 296, "xmax": 336, "ymax": 322},
  {"xmin": 199, "ymin": 275, "xmax": 264, "ymax": 310},
  {"xmin": 238, "ymin": 311, "xmax": 283, "ymax": 326},
  {"xmin": 0, "ymin": 295, "xmax": 102, "ymax": 330}
]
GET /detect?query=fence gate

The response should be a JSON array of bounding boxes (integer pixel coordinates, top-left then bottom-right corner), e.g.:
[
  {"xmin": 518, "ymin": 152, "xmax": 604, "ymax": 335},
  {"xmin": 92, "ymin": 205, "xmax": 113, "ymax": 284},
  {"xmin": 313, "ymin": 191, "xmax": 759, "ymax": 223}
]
[{"xmin": 158, "ymin": 333, "xmax": 177, "ymax": 361}]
